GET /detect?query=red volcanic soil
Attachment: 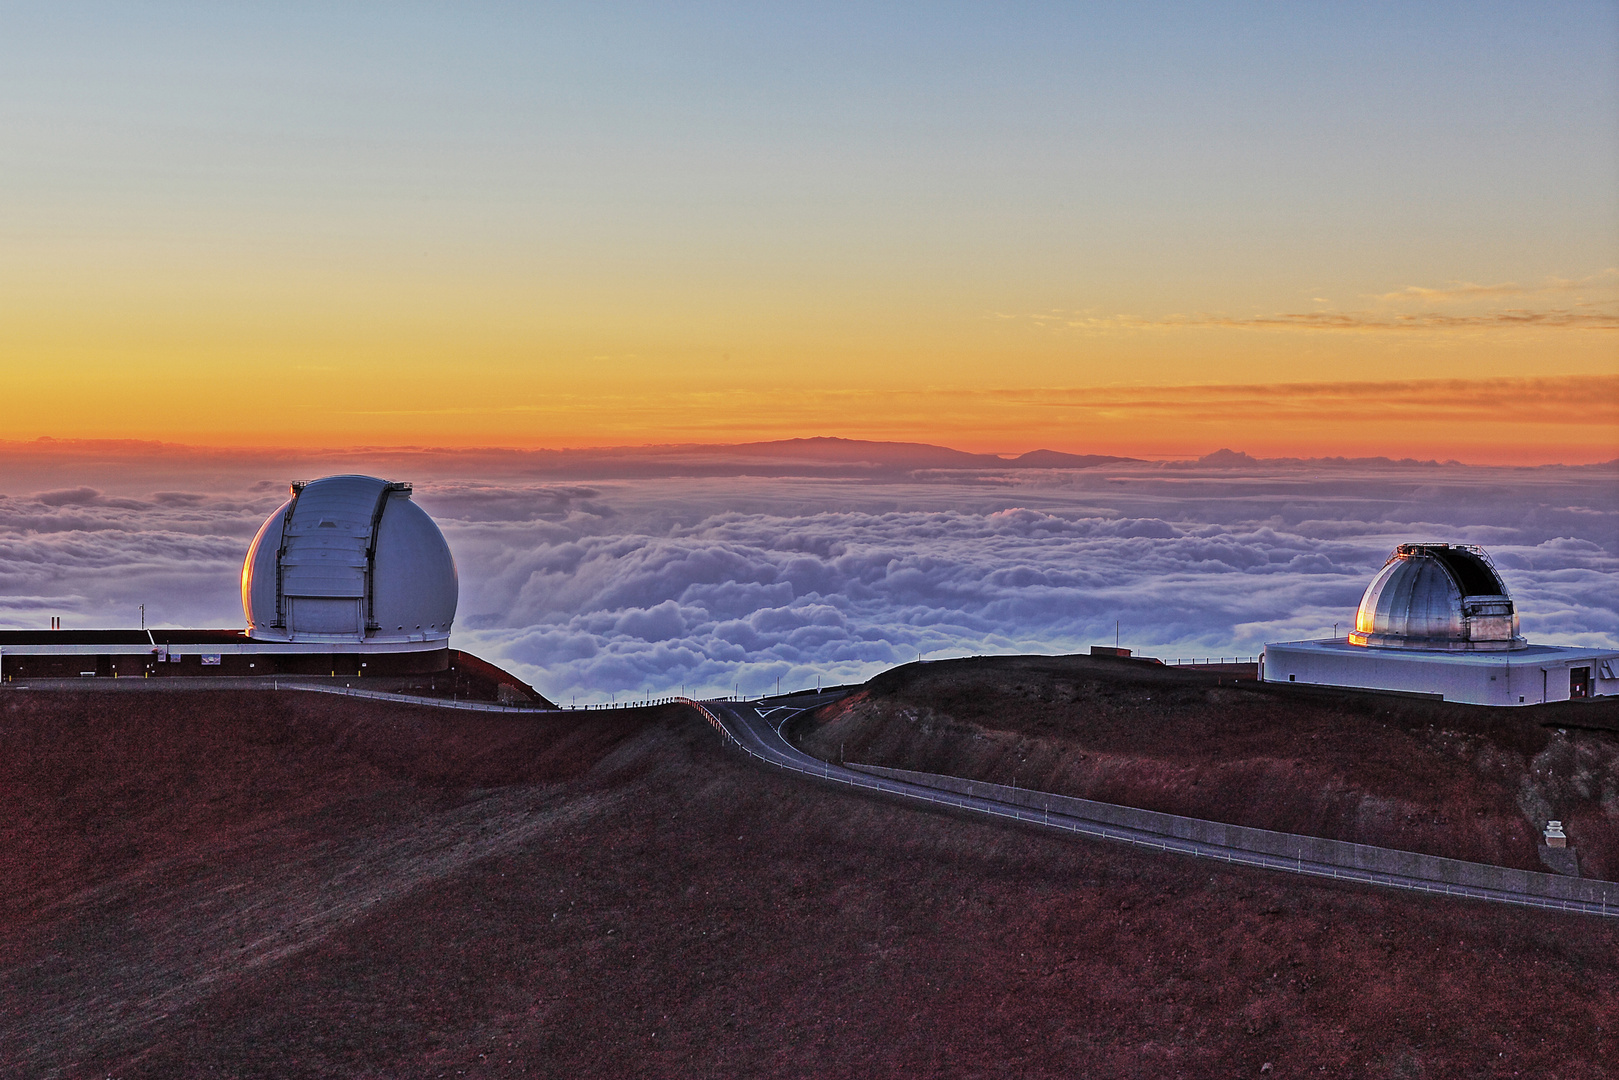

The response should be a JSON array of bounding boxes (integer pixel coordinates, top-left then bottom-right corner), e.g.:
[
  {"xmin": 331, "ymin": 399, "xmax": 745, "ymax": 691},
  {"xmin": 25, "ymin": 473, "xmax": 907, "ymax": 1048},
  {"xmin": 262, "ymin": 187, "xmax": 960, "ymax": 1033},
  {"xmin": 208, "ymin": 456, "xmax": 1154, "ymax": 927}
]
[
  {"xmin": 1, "ymin": 686, "xmax": 1616, "ymax": 1078},
  {"xmin": 797, "ymin": 655, "xmax": 1619, "ymax": 880}
]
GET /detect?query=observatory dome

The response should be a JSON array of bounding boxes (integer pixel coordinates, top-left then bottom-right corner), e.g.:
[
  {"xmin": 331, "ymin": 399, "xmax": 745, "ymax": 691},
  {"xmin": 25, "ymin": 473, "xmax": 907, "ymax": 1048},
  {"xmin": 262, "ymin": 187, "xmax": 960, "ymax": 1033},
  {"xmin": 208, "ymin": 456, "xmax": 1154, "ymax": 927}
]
[
  {"xmin": 242, "ymin": 475, "xmax": 457, "ymax": 644},
  {"xmin": 1348, "ymin": 543, "xmax": 1524, "ymax": 652}
]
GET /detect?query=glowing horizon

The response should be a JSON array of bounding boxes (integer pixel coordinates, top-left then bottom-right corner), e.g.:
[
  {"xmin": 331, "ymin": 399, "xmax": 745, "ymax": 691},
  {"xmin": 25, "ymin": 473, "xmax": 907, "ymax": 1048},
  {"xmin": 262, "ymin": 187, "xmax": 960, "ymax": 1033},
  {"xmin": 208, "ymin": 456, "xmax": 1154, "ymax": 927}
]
[{"xmin": 2, "ymin": 5, "xmax": 1614, "ymax": 464}]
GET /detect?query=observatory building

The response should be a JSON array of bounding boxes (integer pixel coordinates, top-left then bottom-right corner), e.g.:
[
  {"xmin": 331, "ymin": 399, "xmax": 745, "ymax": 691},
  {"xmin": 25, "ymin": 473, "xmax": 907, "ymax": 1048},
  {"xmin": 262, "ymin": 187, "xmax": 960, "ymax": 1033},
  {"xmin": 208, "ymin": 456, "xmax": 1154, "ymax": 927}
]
[
  {"xmin": 242, "ymin": 475, "xmax": 457, "ymax": 647},
  {"xmin": 1263, "ymin": 543, "xmax": 1618, "ymax": 706},
  {"xmin": 0, "ymin": 475, "xmax": 467, "ymax": 679}
]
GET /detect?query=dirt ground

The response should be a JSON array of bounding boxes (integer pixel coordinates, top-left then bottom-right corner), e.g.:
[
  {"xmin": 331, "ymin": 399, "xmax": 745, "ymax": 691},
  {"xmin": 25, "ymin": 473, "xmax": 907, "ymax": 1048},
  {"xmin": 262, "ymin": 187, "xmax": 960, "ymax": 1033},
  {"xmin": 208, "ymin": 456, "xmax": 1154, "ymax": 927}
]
[
  {"xmin": 1, "ymin": 686, "xmax": 1616, "ymax": 1078},
  {"xmin": 796, "ymin": 655, "xmax": 1619, "ymax": 880}
]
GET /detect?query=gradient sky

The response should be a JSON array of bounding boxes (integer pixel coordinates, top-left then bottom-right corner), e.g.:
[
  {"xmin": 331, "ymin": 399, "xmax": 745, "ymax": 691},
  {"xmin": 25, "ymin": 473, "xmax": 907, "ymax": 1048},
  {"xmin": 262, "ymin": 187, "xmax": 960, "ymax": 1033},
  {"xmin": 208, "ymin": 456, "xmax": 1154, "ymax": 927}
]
[{"xmin": 2, "ymin": 2, "xmax": 1615, "ymax": 461}]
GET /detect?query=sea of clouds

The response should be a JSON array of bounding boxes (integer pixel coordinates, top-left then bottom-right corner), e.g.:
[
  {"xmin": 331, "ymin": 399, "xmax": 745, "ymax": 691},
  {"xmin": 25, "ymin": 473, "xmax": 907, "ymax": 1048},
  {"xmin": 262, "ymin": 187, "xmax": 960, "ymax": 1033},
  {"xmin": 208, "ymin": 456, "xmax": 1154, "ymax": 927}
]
[{"xmin": 1, "ymin": 449, "xmax": 1614, "ymax": 702}]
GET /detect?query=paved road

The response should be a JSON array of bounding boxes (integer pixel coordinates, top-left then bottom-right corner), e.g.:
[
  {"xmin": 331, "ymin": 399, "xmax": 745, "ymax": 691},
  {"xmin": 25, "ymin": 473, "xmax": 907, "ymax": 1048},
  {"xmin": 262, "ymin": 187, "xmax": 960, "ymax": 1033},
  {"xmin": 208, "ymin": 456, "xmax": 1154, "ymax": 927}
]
[{"xmin": 694, "ymin": 695, "xmax": 1619, "ymax": 919}]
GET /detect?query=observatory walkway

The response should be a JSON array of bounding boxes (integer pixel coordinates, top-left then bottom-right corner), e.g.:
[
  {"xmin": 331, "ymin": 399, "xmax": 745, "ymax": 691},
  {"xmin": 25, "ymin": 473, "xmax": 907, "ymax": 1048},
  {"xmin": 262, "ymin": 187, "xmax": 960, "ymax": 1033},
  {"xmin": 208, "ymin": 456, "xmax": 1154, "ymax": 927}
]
[
  {"xmin": 0, "ymin": 676, "xmax": 563, "ymax": 714},
  {"xmin": 691, "ymin": 694, "xmax": 1619, "ymax": 919}
]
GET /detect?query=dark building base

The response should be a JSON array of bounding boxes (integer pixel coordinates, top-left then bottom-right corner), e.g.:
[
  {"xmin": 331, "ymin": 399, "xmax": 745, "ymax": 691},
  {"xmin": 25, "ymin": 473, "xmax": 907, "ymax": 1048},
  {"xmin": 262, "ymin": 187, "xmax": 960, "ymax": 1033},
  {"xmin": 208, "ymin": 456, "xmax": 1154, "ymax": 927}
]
[
  {"xmin": 0, "ymin": 629, "xmax": 554, "ymax": 706},
  {"xmin": 0, "ymin": 647, "xmax": 450, "ymax": 681}
]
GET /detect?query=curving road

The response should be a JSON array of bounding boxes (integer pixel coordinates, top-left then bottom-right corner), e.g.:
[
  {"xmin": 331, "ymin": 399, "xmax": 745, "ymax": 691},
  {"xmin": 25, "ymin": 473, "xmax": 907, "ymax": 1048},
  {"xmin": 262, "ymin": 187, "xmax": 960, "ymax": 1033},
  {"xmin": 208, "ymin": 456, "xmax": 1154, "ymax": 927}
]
[{"xmin": 690, "ymin": 694, "xmax": 1619, "ymax": 920}]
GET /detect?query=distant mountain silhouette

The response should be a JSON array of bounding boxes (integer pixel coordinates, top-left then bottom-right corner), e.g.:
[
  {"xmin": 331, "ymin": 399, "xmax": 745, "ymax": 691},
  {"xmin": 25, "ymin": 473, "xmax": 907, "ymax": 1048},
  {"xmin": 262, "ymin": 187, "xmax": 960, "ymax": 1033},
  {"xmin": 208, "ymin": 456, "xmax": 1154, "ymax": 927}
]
[
  {"xmin": 1183, "ymin": 448, "xmax": 1492, "ymax": 469},
  {"xmin": 1008, "ymin": 449, "xmax": 1137, "ymax": 469},
  {"xmin": 720, "ymin": 437, "xmax": 995, "ymax": 469},
  {"xmin": 724, "ymin": 439, "xmax": 1137, "ymax": 470},
  {"xmin": 494, "ymin": 438, "xmax": 1142, "ymax": 479},
  {"xmin": 1195, "ymin": 448, "xmax": 1260, "ymax": 466}
]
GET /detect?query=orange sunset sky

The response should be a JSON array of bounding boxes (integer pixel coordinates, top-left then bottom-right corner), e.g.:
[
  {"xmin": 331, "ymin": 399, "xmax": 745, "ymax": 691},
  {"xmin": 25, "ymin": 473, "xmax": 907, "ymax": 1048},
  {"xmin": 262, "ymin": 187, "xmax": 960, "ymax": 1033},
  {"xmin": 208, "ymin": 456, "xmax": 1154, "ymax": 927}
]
[{"xmin": 2, "ymin": 4, "xmax": 1615, "ymax": 464}]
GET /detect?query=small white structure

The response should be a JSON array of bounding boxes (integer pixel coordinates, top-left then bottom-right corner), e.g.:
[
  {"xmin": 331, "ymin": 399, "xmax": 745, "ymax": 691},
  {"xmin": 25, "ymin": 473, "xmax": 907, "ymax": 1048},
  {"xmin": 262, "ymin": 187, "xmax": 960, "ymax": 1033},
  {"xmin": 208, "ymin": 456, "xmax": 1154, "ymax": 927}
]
[
  {"xmin": 1264, "ymin": 543, "xmax": 1618, "ymax": 706},
  {"xmin": 242, "ymin": 475, "xmax": 458, "ymax": 645}
]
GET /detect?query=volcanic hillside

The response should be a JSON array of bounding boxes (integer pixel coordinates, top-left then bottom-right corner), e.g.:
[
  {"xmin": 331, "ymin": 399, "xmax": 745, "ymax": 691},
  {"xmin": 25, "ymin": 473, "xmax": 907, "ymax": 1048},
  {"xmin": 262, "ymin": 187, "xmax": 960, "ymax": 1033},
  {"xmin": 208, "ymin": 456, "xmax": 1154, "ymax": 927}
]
[
  {"xmin": 2, "ymin": 685, "xmax": 1616, "ymax": 1077},
  {"xmin": 795, "ymin": 654, "xmax": 1619, "ymax": 879}
]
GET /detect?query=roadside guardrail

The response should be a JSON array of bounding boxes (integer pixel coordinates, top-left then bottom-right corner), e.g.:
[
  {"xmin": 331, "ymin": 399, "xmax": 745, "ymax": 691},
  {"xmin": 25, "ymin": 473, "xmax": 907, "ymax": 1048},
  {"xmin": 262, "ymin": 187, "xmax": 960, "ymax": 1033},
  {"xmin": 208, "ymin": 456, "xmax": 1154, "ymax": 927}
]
[{"xmin": 687, "ymin": 697, "xmax": 1618, "ymax": 919}]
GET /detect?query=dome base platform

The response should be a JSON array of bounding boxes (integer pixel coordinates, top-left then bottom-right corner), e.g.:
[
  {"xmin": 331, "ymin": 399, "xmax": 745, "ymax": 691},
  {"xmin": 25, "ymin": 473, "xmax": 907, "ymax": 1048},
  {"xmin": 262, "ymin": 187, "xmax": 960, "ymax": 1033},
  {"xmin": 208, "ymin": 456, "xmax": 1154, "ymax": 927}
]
[
  {"xmin": 1263, "ymin": 638, "xmax": 1619, "ymax": 706},
  {"xmin": 0, "ymin": 631, "xmax": 550, "ymax": 705},
  {"xmin": 0, "ymin": 628, "xmax": 451, "ymax": 679}
]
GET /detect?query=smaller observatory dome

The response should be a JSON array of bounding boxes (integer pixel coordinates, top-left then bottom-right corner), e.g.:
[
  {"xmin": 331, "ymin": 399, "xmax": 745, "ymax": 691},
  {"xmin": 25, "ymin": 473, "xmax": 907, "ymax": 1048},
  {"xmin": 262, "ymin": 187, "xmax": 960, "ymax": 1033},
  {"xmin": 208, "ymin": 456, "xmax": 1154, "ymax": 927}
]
[
  {"xmin": 1349, "ymin": 543, "xmax": 1525, "ymax": 652},
  {"xmin": 242, "ymin": 475, "xmax": 457, "ymax": 643}
]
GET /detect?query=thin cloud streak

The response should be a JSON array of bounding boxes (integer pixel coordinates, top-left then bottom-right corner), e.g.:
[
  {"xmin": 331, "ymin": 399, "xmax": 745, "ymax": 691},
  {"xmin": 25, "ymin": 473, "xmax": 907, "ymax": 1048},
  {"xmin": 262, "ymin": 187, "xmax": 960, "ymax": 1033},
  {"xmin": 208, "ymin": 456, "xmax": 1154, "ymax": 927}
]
[
  {"xmin": 1375, "ymin": 270, "xmax": 1619, "ymax": 303},
  {"xmin": 996, "ymin": 376, "xmax": 1619, "ymax": 427},
  {"xmin": 332, "ymin": 375, "xmax": 1619, "ymax": 432},
  {"xmin": 1202, "ymin": 309, "xmax": 1618, "ymax": 331},
  {"xmin": 1006, "ymin": 271, "xmax": 1619, "ymax": 333},
  {"xmin": 1008, "ymin": 308, "xmax": 1618, "ymax": 332}
]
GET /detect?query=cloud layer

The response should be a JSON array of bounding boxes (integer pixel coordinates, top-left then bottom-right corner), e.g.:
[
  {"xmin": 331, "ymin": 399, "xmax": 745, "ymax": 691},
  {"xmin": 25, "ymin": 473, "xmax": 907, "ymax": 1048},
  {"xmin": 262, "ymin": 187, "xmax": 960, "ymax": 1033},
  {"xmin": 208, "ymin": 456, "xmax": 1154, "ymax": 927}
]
[
  {"xmin": 7, "ymin": 454, "xmax": 1612, "ymax": 703},
  {"xmin": 435, "ymin": 467, "xmax": 1618, "ymax": 700}
]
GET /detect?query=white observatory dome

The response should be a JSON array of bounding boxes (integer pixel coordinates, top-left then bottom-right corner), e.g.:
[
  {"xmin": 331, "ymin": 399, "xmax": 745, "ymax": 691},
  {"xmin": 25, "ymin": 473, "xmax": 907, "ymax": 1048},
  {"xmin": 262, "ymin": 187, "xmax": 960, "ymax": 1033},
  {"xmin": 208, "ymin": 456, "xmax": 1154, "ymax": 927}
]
[
  {"xmin": 1349, "ymin": 543, "xmax": 1524, "ymax": 652},
  {"xmin": 242, "ymin": 475, "xmax": 457, "ymax": 644}
]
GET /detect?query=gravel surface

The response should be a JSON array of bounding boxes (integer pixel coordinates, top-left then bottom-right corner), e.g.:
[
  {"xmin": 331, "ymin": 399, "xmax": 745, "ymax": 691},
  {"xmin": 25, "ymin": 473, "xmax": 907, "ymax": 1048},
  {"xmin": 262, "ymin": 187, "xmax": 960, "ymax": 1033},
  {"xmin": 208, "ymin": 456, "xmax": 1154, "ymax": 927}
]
[
  {"xmin": 2, "ymin": 686, "xmax": 1615, "ymax": 1077},
  {"xmin": 797, "ymin": 655, "xmax": 1619, "ymax": 878}
]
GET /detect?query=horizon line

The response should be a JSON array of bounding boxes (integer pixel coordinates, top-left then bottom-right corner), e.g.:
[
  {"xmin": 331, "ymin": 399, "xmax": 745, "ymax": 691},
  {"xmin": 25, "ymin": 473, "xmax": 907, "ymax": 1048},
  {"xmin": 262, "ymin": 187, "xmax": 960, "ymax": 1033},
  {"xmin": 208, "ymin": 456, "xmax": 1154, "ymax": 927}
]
[{"xmin": 3, "ymin": 434, "xmax": 1615, "ymax": 471}]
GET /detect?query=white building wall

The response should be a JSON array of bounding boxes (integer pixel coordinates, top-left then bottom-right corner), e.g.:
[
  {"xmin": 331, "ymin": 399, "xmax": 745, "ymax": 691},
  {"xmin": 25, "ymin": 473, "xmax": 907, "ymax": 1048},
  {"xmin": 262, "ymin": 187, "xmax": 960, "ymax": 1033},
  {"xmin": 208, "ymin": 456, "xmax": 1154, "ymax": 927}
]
[{"xmin": 1262, "ymin": 640, "xmax": 1619, "ymax": 706}]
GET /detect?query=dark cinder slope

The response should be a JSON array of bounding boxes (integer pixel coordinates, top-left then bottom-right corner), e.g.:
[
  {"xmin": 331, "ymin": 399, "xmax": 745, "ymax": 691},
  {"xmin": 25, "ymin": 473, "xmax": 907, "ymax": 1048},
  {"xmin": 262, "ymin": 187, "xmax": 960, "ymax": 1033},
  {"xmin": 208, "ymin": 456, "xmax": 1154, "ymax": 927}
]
[
  {"xmin": 1, "ymin": 688, "xmax": 1615, "ymax": 1078},
  {"xmin": 795, "ymin": 654, "xmax": 1619, "ymax": 878}
]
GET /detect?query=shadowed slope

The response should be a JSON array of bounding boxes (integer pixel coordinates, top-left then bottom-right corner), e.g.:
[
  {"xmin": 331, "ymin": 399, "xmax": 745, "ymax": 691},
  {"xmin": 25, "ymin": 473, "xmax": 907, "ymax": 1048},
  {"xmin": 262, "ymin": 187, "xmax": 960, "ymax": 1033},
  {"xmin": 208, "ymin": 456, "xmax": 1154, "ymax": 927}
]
[
  {"xmin": 795, "ymin": 655, "xmax": 1619, "ymax": 878},
  {"xmin": 0, "ymin": 688, "xmax": 1614, "ymax": 1077}
]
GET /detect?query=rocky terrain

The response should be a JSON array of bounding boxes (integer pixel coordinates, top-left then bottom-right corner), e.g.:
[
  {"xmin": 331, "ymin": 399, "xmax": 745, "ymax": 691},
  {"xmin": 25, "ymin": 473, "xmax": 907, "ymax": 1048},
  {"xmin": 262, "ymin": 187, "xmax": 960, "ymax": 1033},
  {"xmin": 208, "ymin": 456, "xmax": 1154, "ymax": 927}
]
[
  {"xmin": 796, "ymin": 654, "xmax": 1619, "ymax": 880},
  {"xmin": 0, "ymin": 683, "xmax": 1616, "ymax": 1077}
]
